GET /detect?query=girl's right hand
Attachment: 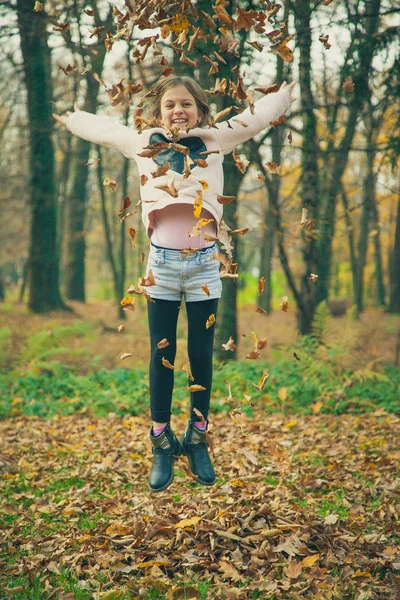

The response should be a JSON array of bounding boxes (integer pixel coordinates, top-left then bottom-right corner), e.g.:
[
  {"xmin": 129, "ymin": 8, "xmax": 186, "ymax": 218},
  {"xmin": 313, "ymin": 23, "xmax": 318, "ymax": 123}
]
[
  {"xmin": 52, "ymin": 103, "xmax": 80, "ymax": 126},
  {"xmin": 281, "ymin": 81, "xmax": 296, "ymax": 103}
]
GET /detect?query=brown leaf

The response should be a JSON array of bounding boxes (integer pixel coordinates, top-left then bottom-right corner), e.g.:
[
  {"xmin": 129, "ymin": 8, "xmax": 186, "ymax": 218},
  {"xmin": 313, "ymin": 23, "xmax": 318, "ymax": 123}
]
[
  {"xmin": 206, "ymin": 314, "xmax": 215, "ymax": 329},
  {"xmin": 254, "ymin": 84, "xmax": 280, "ymax": 95},
  {"xmin": 103, "ymin": 178, "xmax": 118, "ymax": 190},
  {"xmin": 118, "ymin": 196, "xmax": 131, "ymax": 217},
  {"xmin": 127, "ymin": 228, "xmax": 137, "ymax": 249},
  {"xmin": 162, "ymin": 357, "xmax": 174, "ymax": 370},
  {"xmin": 217, "ymin": 194, "xmax": 235, "ymax": 205},
  {"xmin": 120, "ymin": 352, "xmax": 132, "ymax": 360},
  {"xmin": 222, "ymin": 336, "xmax": 236, "ymax": 351},
  {"xmin": 280, "ymin": 296, "xmax": 289, "ymax": 312},
  {"xmin": 157, "ymin": 338, "xmax": 169, "ymax": 349},
  {"xmin": 33, "ymin": 1, "xmax": 44, "ymax": 11},
  {"xmin": 258, "ymin": 277, "xmax": 266, "ymax": 294},
  {"xmin": 319, "ymin": 34, "xmax": 331, "ymax": 50},
  {"xmin": 187, "ymin": 385, "xmax": 206, "ymax": 392},
  {"xmin": 343, "ymin": 76, "xmax": 355, "ymax": 93},
  {"xmin": 284, "ymin": 559, "xmax": 303, "ymax": 579},
  {"xmin": 265, "ymin": 161, "xmax": 281, "ymax": 174},
  {"xmin": 218, "ymin": 559, "xmax": 243, "ymax": 582}
]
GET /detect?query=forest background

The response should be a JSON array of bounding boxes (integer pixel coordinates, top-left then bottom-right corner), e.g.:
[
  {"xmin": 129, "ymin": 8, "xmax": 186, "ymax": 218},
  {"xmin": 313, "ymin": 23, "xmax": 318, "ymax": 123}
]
[{"xmin": 0, "ymin": 1, "xmax": 400, "ymax": 599}]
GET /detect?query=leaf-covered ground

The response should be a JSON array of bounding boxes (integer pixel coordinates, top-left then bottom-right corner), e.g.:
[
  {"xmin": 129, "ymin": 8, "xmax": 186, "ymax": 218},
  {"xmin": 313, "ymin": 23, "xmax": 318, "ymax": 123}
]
[{"xmin": 0, "ymin": 410, "xmax": 399, "ymax": 599}]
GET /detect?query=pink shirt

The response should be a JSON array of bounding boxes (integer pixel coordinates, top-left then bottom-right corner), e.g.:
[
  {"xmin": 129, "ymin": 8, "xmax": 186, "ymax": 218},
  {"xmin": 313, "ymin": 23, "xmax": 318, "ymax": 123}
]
[{"xmin": 150, "ymin": 203, "xmax": 217, "ymax": 249}]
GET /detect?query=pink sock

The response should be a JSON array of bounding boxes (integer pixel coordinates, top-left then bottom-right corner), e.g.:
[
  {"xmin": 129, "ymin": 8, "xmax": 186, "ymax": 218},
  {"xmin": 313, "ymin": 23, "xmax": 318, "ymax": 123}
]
[
  {"xmin": 153, "ymin": 424, "xmax": 167, "ymax": 436},
  {"xmin": 194, "ymin": 420, "xmax": 207, "ymax": 431}
]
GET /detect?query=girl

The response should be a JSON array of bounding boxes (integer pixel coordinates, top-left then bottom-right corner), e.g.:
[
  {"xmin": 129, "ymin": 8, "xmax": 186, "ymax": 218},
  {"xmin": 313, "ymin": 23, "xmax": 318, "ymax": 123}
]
[{"xmin": 54, "ymin": 75, "xmax": 295, "ymax": 493}]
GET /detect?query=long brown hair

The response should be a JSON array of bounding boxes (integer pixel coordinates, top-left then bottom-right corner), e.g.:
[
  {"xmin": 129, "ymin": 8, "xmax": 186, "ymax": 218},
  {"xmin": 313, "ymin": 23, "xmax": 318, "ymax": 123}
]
[{"xmin": 147, "ymin": 76, "xmax": 210, "ymax": 128}]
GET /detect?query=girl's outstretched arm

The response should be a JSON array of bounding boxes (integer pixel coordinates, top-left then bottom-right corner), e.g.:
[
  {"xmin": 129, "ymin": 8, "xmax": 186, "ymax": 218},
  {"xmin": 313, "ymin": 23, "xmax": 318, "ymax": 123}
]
[
  {"xmin": 52, "ymin": 104, "xmax": 139, "ymax": 159},
  {"xmin": 213, "ymin": 81, "xmax": 296, "ymax": 155}
]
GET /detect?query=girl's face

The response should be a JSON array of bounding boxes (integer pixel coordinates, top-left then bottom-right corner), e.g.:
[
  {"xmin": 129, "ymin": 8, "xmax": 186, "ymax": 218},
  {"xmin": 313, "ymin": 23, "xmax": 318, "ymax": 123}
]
[{"xmin": 159, "ymin": 84, "xmax": 201, "ymax": 132}]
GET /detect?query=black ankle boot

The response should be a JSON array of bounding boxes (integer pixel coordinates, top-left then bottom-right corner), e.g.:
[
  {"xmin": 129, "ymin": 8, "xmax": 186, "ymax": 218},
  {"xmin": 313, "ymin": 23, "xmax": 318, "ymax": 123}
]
[
  {"xmin": 180, "ymin": 422, "xmax": 216, "ymax": 486},
  {"xmin": 149, "ymin": 423, "xmax": 182, "ymax": 493}
]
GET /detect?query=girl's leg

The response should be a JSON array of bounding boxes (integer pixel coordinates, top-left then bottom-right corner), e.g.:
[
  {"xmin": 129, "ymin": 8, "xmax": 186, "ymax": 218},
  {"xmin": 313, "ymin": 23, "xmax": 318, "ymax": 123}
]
[
  {"xmin": 147, "ymin": 298, "xmax": 181, "ymax": 424},
  {"xmin": 185, "ymin": 298, "xmax": 219, "ymax": 423}
]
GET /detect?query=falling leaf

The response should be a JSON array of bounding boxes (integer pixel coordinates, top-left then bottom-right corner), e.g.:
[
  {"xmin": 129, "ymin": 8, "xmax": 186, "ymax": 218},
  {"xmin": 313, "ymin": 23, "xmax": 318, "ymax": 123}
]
[
  {"xmin": 33, "ymin": 1, "xmax": 44, "ymax": 10},
  {"xmin": 118, "ymin": 196, "xmax": 131, "ymax": 217},
  {"xmin": 251, "ymin": 370, "xmax": 269, "ymax": 392},
  {"xmin": 120, "ymin": 297, "xmax": 135, "ymax": 311},
  {"xmin": 157, "ymin": 338, "xmax": 169, "ymax": 349},
  {"xmin": 309, "ymin": 273, "xmax": 318, "ymax": 282},
  {"xmin": 293, "ymin": 352, "xmax": 301, "ymax": 361},
  {"xmin": 202, "ymin": 284, "xmax": 210, "ymax": 297},
  {"xmin": 139, "ymin": 270, "xmax": 156, "ymax": 287},
  {"xmin": 199, "ymin": 179, "xmax": 209, "ymax": 189},
  {"xmin": 127, "ymin": 228, "xmax": 137, "ymax": 249},
  {"xmin": 288, "ymin": 131, "xmax": 293, "ymax": 144},
  {"xmin": 319, "ymin": 34, "xmax": 331, "ymax": 50},
  {"xmin": 232, "ymin": 148, "xmax": 249, "ymax": 174},
  {"xmin": 216, "ymin": 194, "xmax": 236, "ymax": 205},
  {"xmin": 187, "ymin": 385, "xmax": 206, "ymax": 392},
  {"xmin": 117, "ymin": 325, "xmax": 125, "ymax": 333},
  {"xmin": 103, "ymin": 178, "xmax": 118, "ymax": 191},
  {"xmin": 269, "ymin": 115, "xmax": 286, "ymax": 127},
  {"xmin": 280, "ymin": 296, "xmax": 289, "ymax": 312},
  {"xmin": 188, "ymin": 218, "xmax": 214, "ymax": 237},
  {"xmin": 151, "ymin": 162, "xmax": 170, "ymax": 178},
  {"xmin": 231, "ymin": 228, "xmax": 249, "ymax": 235},
  {"xmin": 193, "ymin": 190, "xmax": 203, "ymax": 218},
  {"xmin": 83, "ymin": 157, "xmax": 100, "ymax": 168},
  {"xmin": 258, "ymin": 277, "xmax": 266, "ymax": 294},
  {"xmin": 270, "ymin": 35, "xmax": 294, "ymax": 62},
  {"xmin": 265, "ymin": 161, "xmax": 281, "ymax": 174},
  {"xmin": 193, "ymin": 158, "xmax": 208, "ymax": 168},
  {"xmin": 222, "ymin": 336, "xmax": 236, "ymax": 351},
  {"xmin": 254, "ymin": 84, "xmax": 280, "ymax": 95},
  {"xmin": 182, "ymin": 362, "xmax": 194, "ymax": 381},
  {"xmin": 162, "ymin": 358, "xmax": 174, "ymax": 370},
  {"xmin": 255, "ymin": 306, "xmax": 267, "ymax": 315},
  {"xmin": 213, "ymin": 106, "xmax": 233, "ymax": 123},
  {"xmin": 343, "ymin": 76, "xmax": 355, "ymax": 93},
  {"xmin": 206, "ymin": 314, "xmax": 215, "ymax": 329},
  {"xmin": 120, "ymin": 353, "xmax": 132, "ymax": 360}
]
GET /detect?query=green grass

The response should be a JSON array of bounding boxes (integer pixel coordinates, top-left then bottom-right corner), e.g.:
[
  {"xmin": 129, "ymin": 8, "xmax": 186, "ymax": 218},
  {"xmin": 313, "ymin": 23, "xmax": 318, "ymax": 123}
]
[{"xmin": 1, "ymin": 335, "xmax": 399, "ymax": 420}]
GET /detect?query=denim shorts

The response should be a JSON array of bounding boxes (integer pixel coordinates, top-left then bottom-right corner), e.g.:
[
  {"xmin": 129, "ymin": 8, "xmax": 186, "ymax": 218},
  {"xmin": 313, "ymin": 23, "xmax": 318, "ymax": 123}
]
[{"xmin": 145, "ymin": 242, "xmax": 223, "ymax": 302}]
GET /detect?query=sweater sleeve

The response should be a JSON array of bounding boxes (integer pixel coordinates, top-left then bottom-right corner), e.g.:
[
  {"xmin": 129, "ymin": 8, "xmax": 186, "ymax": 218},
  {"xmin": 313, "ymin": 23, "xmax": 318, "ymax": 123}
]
[
  {"xmin": 213, "ymin": 87, "xmax": 292, "ymax": 155},
  {"xmin": 66, "ymin": 111, "xmax": 140, "ymax": 159}
]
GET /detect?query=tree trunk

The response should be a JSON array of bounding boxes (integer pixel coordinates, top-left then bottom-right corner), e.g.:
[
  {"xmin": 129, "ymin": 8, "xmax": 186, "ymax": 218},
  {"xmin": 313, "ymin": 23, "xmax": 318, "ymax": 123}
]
[
  {"xmin": 388, "ymin": 198, "xmax": 400, "ymax": 313},
  {"xmin": 341, "ymin": 184, "xmax": 358, "ymax": 305},
  {"xmin": 294, "ymin": 0, "xmax": 320, "ymax": 334},
  {"xmin": 17, "ymin": 0, "xmax": 65, "ymax": 312},
  {"xmin": 258, "ymin": 214, "xmax": 275, "ymax": 313},
  {"xmin": 317, "ymin": 0, "xmax": 382, "ymax": 305},
  {"xmin": 371, "ymin": 194, "xmax": 386, "ymax": 307},
  {"xmin": 64, "ymin": 39, "xmax": 109, "ymax": 301}
]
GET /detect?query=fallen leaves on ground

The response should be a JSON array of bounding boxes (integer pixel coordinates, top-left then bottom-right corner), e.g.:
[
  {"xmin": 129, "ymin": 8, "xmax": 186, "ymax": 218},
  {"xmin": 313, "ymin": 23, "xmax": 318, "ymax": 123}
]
[{"xmin": 0, "ymin": 410, "xmax": 398, "ymax": 599}]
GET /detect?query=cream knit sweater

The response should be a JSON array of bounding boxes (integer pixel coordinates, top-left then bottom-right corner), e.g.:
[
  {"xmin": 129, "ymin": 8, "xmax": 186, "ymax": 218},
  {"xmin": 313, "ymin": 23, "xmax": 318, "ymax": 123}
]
[{"xmin": 67, "ymin": 87, "xmax": 291, "ymax": 239}]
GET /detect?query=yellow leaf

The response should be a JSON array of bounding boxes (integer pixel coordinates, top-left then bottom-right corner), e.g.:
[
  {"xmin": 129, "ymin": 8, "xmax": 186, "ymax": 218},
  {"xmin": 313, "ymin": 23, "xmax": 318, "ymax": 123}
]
[
  {"xmin": 100, "ymin": 591, "xmax": 123, "ymax": 600},
  {"xmin": 312, "ymin": 400, "xmax": 324, "ymax": 414},
  {"xmin": 278, "ymin": 387, "xmax": 288, "ymax": 401},
  {"xmin": 354, "ymin": 570, "xmax": 372, "ymax": 578},
  {"xmin": 284, "ymin": 419, "xmax": 297, "ymax": 428},
  {"xmin": 302, "ymin": 554, "xmax": 320, "ymax": 567},
  {"xmin": 105, "ymin": 523, "xmax": 133, "ymax": 536},
  {"xmin": 175, "ymin": 516, "xmax": 201, "ymax": 529}
]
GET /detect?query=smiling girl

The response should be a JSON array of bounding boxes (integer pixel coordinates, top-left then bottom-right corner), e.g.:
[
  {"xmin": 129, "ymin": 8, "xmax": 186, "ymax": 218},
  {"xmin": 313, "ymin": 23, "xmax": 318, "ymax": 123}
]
[{"xmin": 53, "ymin": 75, "xmax": 295, "ymax": 493}]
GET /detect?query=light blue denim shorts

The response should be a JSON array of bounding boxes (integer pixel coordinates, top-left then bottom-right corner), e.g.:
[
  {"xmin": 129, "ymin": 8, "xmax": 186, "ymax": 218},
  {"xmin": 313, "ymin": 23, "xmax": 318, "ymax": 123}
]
[{"xmin": 145, "ymin": 242, "xmax": 223, "ymax": 302}]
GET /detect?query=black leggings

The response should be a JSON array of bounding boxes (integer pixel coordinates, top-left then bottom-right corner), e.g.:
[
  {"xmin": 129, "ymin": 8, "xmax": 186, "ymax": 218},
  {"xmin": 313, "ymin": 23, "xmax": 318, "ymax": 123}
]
[{"xmin": 147, "ymin": 297, "xmax": 219, "ymax": 423}]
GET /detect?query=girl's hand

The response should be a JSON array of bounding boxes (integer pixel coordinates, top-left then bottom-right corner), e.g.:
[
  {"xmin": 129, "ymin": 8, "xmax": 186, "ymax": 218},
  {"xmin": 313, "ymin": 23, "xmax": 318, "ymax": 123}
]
[
  {"xmin": 52, "ymin": 103, "xmax": 80, "ymax": 126},
  {"xmin": 281, "ymin": 80, "xmax": 296, "ymax": 103}
]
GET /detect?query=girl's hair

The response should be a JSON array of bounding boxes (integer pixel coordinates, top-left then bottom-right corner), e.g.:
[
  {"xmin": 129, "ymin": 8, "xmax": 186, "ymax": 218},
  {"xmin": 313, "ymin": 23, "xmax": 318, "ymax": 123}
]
[{"xmin": 147, "ymin": 76, "xmax": 210, "ymax": 128}]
